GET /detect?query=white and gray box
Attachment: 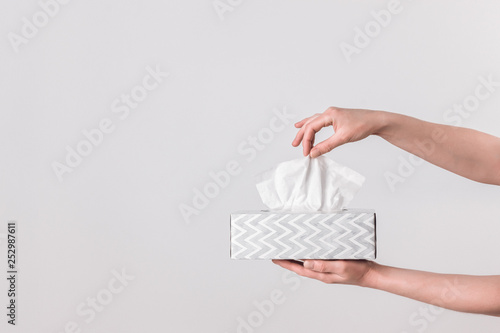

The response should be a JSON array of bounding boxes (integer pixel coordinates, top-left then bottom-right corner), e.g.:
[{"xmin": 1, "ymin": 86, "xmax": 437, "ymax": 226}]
[{"xmin": 230, "ymin": 209, "xmax": 376, "ymax": 260}]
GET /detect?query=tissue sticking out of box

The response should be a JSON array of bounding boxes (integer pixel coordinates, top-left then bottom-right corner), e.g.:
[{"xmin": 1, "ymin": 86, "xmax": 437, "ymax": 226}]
[
  {"xmin": 230, "ymin": 156, "xmax": 375, "ymax": 260},
  {"xmin": 255, "ymin": 156, "xmax": 365, "ymax": 212}
]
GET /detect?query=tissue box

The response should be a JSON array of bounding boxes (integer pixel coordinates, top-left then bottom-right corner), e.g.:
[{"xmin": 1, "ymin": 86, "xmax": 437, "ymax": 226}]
[{"xmin": 230, "ymin": 209, "xmax": 376, "ymax": 260}]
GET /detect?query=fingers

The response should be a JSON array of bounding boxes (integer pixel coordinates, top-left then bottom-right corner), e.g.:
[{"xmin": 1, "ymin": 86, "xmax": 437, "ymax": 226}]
[
  {"xmin": 272, "ymin": 259, "xmax": 328, "ymax": 281},
  {"xmin": 304, "ymin": 260, "xmax": 361, "ymax": 278},
  {"xmin": 309, "ymin": 133, "xmax": 346, "ymax": 158},
  {"xmin": 294, "ymin": 118, "xmax": 308, "ymax": 128},
  {"xmin": 301, "ymin": 115, "xmax": 333, "ymax": 156},
  {"xmin": 292, "ymin": 130, "xmax": 304, "ymax": 148},
  {"xmin": 303, "ymin": 260, "xmax": 337, "ymax": 273},
  {"xmin": 273, "ymin": 259, "xmax": 370, "ymax": 285},
  {"xmin": 292, "ymin": 115, "xmax": 319, "ymax": 148}
]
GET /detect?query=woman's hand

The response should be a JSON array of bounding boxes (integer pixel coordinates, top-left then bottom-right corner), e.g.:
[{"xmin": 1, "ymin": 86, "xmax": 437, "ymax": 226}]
[
  {"xmin": 292, "ymin": 107, "xmax": 387, "ymax": 158},
  {"xmin": 274, "ymin": 259, "xmax": 500, "ymax": 316},
  {"xmin": 293, "ymin": 106, "xmax": 500, "ymax": 184},
  {"xmin": 272, "ymin": 259, "xmax": 375, "ymax": 286}
]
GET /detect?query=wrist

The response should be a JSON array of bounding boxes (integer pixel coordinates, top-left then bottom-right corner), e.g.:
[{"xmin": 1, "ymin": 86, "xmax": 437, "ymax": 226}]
[
  {"xmin": 358, "ymin": 261, "xmax": 383, "ymax": 288},
  {"xmin": 371, "ymin": 110, "xmax": 394, "ymax": 139}
]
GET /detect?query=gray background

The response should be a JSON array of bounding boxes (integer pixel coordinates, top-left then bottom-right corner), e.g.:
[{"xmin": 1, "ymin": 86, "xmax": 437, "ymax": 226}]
[{"xmin": 1, "ymin": 0, "xmax": 500, "ymax": 332}]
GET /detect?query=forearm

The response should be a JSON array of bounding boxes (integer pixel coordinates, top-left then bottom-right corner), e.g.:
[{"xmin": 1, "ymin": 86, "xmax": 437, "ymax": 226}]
[
  {"xmin": 362, "ymin": 263, "xmax": 500, "ymax": 316},
  {"xmin": 374, "ymin": 111, "xmax": 500, "ymax": 185}
]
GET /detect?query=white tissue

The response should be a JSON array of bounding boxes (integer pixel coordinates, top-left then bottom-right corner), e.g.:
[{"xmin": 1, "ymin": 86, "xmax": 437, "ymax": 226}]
[{"xmin": 256, "ymin": 156, "xmax": 365, "ymax": 212}]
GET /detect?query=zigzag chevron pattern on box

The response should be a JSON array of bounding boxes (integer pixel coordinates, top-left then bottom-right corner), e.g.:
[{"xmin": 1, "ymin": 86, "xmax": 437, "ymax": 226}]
[{"xmin": 230, "ymin": 210, "xmax": 376, "ymax": 260}]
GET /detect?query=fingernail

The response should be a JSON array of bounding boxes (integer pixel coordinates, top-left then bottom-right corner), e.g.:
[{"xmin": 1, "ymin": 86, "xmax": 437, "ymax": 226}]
[
  {"xmin": 310, "ymin": 149, "xmax": 319, "ymax": 158},
  {"xmin": 303, "ymin": 260, "xmax": 313, "ymax": 269}
]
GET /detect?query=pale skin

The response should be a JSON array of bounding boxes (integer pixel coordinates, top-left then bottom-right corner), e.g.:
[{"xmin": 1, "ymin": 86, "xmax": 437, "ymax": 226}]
[{"xmin": 273, "ymin": 107, "xmax": 500, "ymax": 316}]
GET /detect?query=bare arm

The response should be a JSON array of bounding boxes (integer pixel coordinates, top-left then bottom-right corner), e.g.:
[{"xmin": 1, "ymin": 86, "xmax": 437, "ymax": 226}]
[
  {"xmin": 366, "ymin": 263, "xmax": 500, "ymax": 316},
  {"xmin": 273, "ymin": 260, "xmax": 500, "ymax": 316},
  {"xmin": 293, "ymin": 107, "xmax": 500, "ymax": 185},
  {"xmin": 286, "ymin": 107, "xmax": 500, "ymax": 314}
]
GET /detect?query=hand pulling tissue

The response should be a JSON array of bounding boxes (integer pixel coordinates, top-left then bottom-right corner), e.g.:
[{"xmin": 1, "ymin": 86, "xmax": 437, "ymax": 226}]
[{"xmin": 230, "ymin": 156, "xmax": 376, "ymax": 260}]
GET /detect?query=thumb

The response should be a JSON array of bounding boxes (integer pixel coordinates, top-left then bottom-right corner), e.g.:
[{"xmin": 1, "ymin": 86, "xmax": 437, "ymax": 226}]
[
  {"xmin": 303, "ymin": 260, "xmax": 331, "ymax": 273},
  {"xmin": 310, "ymin": 134, "xmax": 347, "ymax": 158}
]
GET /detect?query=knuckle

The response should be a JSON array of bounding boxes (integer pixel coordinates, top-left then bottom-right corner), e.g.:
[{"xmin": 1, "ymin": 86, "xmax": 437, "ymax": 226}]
[
  {"xmin": 327, "ymin": 107, "xmax": 340, "ymax": 115},
  {"xmin": 319, "ymin": 145, "xmax": 330, "ymax": 154},
  {"xmin": 303, "ymin": 129, "xmax": 314, "ymax": 140},
  {"xmin": 322, "ymin": 116, "xmax": 331, "ymax": 128},
  {"xmin": 315, "ymin": 261, "xmax": 328, "ymax": 273},
  {"xmin": 322, "ymin": 146, "xmax": 333, "ymax": 154}
]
